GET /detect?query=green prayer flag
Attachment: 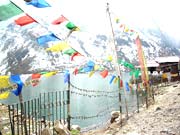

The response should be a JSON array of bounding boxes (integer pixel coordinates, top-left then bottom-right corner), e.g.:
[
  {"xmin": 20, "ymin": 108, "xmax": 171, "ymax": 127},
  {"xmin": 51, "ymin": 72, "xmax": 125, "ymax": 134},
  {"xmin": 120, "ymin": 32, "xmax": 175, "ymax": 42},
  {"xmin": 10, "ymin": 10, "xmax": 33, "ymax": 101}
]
[
  {"xmin": 63, "ymin": 48, "xmax": 76, "ymax": 55},
  {"xmin": 66, "ymin": 22, "xmax": 76, "ymax": 30},
  {"xmin": 0, "ymin": 2, "xmax": 23, "ymax": 21}
]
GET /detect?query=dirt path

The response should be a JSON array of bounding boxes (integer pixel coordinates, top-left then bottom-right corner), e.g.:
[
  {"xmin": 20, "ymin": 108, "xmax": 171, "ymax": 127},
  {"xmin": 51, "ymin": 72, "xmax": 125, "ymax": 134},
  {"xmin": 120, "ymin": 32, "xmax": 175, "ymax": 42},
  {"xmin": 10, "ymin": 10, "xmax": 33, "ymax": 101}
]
[{"xmin": 82, "ymin": 82, "xmax": 180, "ymax": 135}]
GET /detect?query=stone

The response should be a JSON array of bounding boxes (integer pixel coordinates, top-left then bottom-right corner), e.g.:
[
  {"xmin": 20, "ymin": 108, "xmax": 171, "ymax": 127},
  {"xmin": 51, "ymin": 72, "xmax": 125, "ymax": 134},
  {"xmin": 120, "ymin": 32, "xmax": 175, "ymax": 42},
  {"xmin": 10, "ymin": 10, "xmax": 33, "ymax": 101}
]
[
  {"xmin": 54, "ymin": 120, "xmax": 71, "ymax": 135},
  {"xmin": 156, "ymin": 107, "xmax": 161, "ymax": 111},
  {"xmin": 41, "ymin": 127, "xmax": 52, "ymax": 135},
  {"xmin": 71, "ymin": 125, "xmax": 81, "ymax": 131}
]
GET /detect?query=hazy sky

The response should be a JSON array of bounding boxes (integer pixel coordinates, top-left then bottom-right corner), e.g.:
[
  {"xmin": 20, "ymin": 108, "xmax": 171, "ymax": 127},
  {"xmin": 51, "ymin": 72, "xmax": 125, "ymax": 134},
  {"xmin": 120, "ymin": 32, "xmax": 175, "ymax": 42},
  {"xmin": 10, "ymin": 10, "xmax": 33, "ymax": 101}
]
[
  {"xmin": 1, "ymin": 0, "xmax": 180, "ymax": 41},
  {"xmin": 53, "ymin": 0, "xmax": 180, "ymax": 40}
]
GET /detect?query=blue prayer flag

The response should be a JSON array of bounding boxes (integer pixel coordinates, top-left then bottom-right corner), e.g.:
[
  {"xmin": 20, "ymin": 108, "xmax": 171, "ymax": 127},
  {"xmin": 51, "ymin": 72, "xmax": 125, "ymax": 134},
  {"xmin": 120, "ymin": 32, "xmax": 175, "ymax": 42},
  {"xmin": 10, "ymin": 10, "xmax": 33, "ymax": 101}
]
[
  {"xmin": 109, "ymin": 75, "xmax": 116, "ymax": 84},
  {"xmin": 10, "ymin": 75, "xmax": 24, "ymax": 96},
  {"xmin": 125, "ymin": 82, "xmax": 130, "ymax": 91},
  {"xmin": 64, "ymin": 70, "xmax": 70, "ymax": 83},
  {"xmin": 37, "ymin": 33, "xmax": 60, "ymax": 46},
  {"xmin": 26, "ymin": 0, "xmax": 50, "ymax": 8}
]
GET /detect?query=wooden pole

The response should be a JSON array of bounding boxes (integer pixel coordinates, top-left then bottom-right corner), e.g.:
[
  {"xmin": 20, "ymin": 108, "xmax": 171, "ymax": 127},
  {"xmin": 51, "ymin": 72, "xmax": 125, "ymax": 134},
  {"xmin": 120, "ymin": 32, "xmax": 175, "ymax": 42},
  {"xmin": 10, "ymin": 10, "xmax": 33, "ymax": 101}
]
[
  {"xmin": 67, "ymin": 74, "xmax": 71, "ymax": 130},
  {"xmin": 106, "ymin": 3, "xmax": 129, "ymax": 119},
  {"xmin": 133, "ymin": 75, "xmax": 139, "ymax": 113},
  {"xmin": 19, "ymin": 93, "xmax": 28, "ymax": 135}
]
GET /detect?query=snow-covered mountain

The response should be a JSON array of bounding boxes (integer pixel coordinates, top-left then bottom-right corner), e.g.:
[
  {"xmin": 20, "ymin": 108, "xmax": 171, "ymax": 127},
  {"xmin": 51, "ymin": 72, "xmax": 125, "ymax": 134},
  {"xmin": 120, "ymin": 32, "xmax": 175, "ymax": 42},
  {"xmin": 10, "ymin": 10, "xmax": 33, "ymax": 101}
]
[{"xmin": 0, "ymin": 18, "xmax": 180, "ymax": 75}]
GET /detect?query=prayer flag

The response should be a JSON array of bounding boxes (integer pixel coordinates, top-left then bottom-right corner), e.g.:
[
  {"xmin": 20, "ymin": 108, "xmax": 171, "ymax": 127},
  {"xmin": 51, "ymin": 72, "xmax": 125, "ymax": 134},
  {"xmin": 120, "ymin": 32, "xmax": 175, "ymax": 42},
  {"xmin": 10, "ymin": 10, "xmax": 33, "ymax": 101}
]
[
  {"xmin": 26, "ymin": 0, "xmax": 50, "ymax": 8},
  {"xmin": 66, "ymin": 22, "xmax": 76, "ymax": 30},
  {"xmin": 52, "ymin": 15, "xmax": 68, "ymax": 25},
  {"xmin": 37, "ymin": 33, "xmax": 60, "ymax": 46},
  {"xmin": 0, "ymin": 2, "xmax": 23, "ymax": 21},
  {"xmin": 100, "ymin": 70, "xmax": 108, "ymax": 78},
  {"xmin": 63, "ymin": 48, "xmax": 76, "ymax": 55},
  {"xmin": 46, "ymin": 41, "xmax": 70, "ymax": 52},
  {"xmin": 109, "ymin": 75, "xmax": 116, "ymax": 84},
  {"xmin": 0, "ymin": 76, "xmax": 10, "ymax": 88},
  {"xmin": 10, "ymin": 75, "xmax": 24, "ymax": 96},
  {"xmin": 0, "ymin": 91, "xmax": 10, "ymax": 99},
  {"xmin": 15, "ymin": 15, "xmax": 36, "ymax": 26}
]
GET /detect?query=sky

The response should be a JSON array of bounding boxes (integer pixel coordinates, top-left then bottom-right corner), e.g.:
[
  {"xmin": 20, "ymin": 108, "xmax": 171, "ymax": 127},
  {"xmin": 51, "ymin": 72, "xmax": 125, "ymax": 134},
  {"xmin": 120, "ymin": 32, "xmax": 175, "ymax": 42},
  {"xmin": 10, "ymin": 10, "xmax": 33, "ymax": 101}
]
[
  {"xmin": 53, "ymin": 0, "xmax": 180, "ymax": 41},
  {"xmin": 1, "ymin": 0, "xmax": 180, "ymax": 42}
]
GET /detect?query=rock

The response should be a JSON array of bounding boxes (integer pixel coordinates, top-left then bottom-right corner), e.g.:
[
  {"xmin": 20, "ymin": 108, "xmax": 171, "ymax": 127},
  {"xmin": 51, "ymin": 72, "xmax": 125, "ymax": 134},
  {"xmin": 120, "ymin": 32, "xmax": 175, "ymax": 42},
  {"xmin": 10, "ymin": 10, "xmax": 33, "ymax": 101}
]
[
  {"xmin": 41, "ymin": 127, "xmax": 52, "ymax": 135},
  {"xmin": 71, "ymin": 125, "xmax": 81, "ymax": 131},
  {"xmin": 110, "ymin": 111, "xmax": 120, "ymax": 123},
  {"xmin": 156, "ymin": 107, "xmax": 161, "ymax": 111},
  {"xmin": 111, "ymin": 111, "xmax": 120, "ymax": 119},
  {"xmin": 54, "ymin": 120, "xmax": 71, "ymax": 135}
]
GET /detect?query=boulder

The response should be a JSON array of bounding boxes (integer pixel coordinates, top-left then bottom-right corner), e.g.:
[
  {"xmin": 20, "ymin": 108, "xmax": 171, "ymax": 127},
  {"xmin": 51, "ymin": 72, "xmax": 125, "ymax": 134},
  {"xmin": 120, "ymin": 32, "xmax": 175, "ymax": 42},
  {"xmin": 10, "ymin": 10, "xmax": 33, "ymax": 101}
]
[
  {"xmin": 41, "ymin": 127, "xmax": 52, "ymax": 135},
  {"xmin": 54, "ymin": 120, "xmax": 71, "ymax": 135},
  {"xmin": 71, "ymin": 125, "xmax": 81, "ymax": 131}
]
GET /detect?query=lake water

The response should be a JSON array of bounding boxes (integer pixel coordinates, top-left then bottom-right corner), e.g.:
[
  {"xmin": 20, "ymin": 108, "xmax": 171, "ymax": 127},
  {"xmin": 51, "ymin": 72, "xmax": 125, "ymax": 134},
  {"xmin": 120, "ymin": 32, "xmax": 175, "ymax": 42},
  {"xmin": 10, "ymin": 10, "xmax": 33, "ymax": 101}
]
[{"xmin": 0, "ymin": 72, "xmax": 139, "ymax": 130}]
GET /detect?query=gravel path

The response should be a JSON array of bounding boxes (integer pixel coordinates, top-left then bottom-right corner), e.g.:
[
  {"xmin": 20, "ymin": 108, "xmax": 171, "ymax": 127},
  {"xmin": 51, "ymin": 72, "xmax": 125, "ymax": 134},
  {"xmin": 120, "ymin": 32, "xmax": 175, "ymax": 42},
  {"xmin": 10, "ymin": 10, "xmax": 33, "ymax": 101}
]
[{"xmin": 82, "ymin": 82, "xmax": 180, "ymax": 135}]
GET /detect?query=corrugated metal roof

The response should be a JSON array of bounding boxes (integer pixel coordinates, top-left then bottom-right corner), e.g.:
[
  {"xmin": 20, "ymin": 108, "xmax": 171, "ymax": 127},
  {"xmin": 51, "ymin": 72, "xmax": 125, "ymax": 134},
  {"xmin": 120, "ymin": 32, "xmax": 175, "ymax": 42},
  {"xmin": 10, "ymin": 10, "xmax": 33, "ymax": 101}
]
[
  {"xmin": 146, "ymin": 60, "xmax": 159, "ymax": 67},
  {"xmin": 155, "ymin": 56, "xmax": 180, "ymax": 63}
]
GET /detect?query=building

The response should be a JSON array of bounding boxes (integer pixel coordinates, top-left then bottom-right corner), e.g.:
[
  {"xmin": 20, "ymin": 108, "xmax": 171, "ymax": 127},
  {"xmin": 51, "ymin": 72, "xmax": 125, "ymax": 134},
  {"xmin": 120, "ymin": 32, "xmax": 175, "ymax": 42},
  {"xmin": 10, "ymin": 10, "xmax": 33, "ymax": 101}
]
[{"xmin": 155, "ymin": 56, "xmax": 180, "ymax": 82}]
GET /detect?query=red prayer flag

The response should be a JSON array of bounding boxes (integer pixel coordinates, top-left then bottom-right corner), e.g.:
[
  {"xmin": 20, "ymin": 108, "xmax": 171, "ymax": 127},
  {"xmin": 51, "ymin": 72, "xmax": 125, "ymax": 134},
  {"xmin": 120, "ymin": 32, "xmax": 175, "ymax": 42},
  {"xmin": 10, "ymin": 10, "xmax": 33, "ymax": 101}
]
[
  {"xmin": 73, "ymin": 68, "xmax": 79, "ymax": 75},
  {"xmin": 120, "ymin": 79, "xmax": 123, "ymax": 87},
  {"xmin": 100, "ymin": 70, "xmax": 108, "ymax": 78},
  {"xmin": 71, "ymin": 52, "xmax": 82, "ymax": 61},
  {"xmin": 31, "ymin": 73, "xmax": 41, "ymax": 86},
  {"xmin": 15, "ymin": 15, "xmax": 36, "ymax": 26},
  {"xmin": 52, "ymin": 15, "xmax": 68, "ymax": 25}
]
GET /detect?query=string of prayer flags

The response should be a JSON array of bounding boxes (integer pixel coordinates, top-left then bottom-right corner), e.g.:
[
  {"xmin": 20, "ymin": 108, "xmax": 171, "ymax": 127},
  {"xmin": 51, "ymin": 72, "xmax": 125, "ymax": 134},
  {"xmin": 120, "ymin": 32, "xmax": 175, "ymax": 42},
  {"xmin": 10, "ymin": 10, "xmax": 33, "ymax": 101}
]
[
  {"xmin": 10, "ymin": 75, "xmax": 24, "ymax": 96},
  {"xmin": 100, "ymin": 69, "xmax": 108, "ymax": 78},
  {"xmin": 52, "ymin": 15, "xmax": 68, "ymax": 25},
  {"xmin": 15, "ymin": 14, "xmax": 36, "ymax": 26},
  {"xmin": 0, "ymin": 76, "xmax": 10, "ymax": 88},
  {"xmin": 46, "ymin": 41, "xmax": 70, "ymax": 52},
  {"xmin": 37, "ymin": 33, "xmax": 60, "ymax": 46},
  {"xmin": 26, "ymin": 0, "xmax": 51, "ymax": 8},
  {"xmin": 0, "ymin": 91, "xmax": 10, "ymax": 100},
  {"xmin": 31, "ymin": 73, "xmax": 41, "ymax": 86}
]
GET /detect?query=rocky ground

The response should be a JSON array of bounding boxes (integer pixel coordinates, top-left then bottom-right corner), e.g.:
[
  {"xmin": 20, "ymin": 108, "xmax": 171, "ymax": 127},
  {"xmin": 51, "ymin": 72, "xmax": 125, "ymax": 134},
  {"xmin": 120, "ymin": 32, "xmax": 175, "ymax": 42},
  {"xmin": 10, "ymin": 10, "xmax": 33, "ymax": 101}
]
[{"xmin": 81, "ymin": 82, "xmax": 180, "ymax": 135}]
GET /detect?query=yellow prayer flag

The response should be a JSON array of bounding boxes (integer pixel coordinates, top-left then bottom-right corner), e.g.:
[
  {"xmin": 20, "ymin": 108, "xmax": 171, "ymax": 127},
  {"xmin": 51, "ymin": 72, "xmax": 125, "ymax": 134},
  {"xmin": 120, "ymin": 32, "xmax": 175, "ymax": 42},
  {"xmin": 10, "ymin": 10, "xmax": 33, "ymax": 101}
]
[
  {"xmin": 0, "ymin": 76, "xmax": 10, "ymax": 88},
  {"xmin": 74, "ymin": 27, "xmax": 80, "ymax": 31},
  {"xmin": 107, "ymin": 55, "xmax": 113, "ymax": 62},
  {"xmin": 43, "ymin": 72, "xmax": 57, "ymax": 77},
  {"xmin": 0, "ymin": 91, "xmax": 10, "ymax": 99},
  {"xmin": 46, "ymin": 41, "xmax": 70, "ymax": 52},
  {"xmin": 94, "ymin": 65, "xmax": 100, "ymax": 71},
  {"xmin": 89, "ymin": 71, "xmax": 95, "ymax": 77},
  {"xmin": 113, "ymin": 77, "xmax": 118, "ymax": 83},
  {"xmin": 124, "ymin": 26, "xmax": 129, "ymax": 32}
]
